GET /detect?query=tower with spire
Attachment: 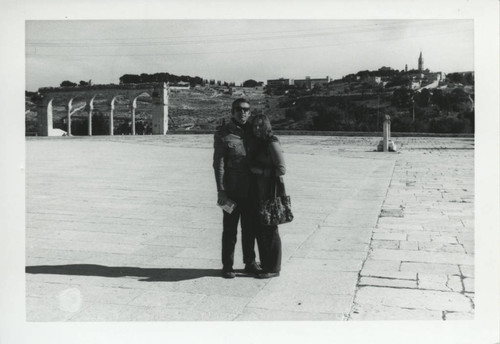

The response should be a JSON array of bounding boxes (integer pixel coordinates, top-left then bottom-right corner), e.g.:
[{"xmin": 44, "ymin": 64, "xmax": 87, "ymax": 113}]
[{"xmin": 418, "ymin": 51, "xmax": 424, "ymax": 73}]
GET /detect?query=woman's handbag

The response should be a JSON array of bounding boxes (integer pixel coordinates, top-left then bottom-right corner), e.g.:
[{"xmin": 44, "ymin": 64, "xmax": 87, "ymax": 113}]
[{"xmin": 258, "ymin": 176, "xmax": 294, "ymax": 226}]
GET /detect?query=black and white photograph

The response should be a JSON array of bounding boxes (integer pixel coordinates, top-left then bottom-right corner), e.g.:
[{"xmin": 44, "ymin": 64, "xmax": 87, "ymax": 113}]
[{"xmin": 1, "ymin": 0, "xmax": 498, "ymax": 343}]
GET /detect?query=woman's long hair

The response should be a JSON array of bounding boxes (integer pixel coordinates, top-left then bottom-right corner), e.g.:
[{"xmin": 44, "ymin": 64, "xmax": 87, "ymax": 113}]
[{"xmin": 252, "ymin": 114, "xmax": 273, "ymax": 140}]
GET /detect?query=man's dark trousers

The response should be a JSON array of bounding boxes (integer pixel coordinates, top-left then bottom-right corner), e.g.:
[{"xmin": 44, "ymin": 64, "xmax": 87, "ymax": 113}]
[{"xmin": 221, "ymin": 195, "xmax": 257, "ymax": 272}]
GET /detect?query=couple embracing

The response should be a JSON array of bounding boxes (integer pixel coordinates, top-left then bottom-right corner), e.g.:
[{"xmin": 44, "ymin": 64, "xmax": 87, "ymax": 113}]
[{"xmin": 213, "ymin": 98, "xmax": 285, "ymax": 279}]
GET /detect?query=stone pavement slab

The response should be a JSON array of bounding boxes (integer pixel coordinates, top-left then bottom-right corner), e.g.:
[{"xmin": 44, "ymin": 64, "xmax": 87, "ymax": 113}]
[
  {"xmin": 25, "ymin": 135, "xmax": 474, "ymax": 321},
  {"xmin": 351, "ymin": 141, "xmax": 475, "ymax": 320},
  {"xmin": 351, "ymin": 286, "xmax": 473, "ymax": 314}
]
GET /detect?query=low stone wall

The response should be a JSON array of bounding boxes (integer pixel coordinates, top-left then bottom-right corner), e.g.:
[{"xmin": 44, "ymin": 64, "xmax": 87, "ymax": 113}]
[{"xmin": 168, "ymin": 130, "xmax": 474, "ymax": 138}]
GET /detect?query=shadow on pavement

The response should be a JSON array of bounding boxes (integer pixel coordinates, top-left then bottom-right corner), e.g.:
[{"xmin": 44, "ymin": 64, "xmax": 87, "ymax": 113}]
[{"xmin": 25, "ymin": 264, "xmax": 225, "ymax": 282}]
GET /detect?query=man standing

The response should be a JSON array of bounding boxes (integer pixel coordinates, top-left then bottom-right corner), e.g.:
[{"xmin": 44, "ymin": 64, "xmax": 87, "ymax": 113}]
[{"xmin": 213, "ymin": 98, "xmax": 262, "ymax": 278}]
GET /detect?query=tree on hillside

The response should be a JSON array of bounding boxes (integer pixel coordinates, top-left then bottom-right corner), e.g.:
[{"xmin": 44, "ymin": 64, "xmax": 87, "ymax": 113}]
[
  {"xmin": 447, "ymin": 72, "xmax": 474, "ymax": 85},
  {"xmin": 119, "ymin": 72, "xmax": 204, "ymax": 86},
  {"xmin": 450, "ymin": 88, "xmax": 469, "ymax": 102},
  {"xmin": 119, "ymin": 74, "xmax": 143, "ymax": 84},
  {"xmin": 431, "ymin": 89, "xmax": 448, "ymax": 110},
  {"xmin": 242, "ymin": 79, "xmax": 259, "ymax": 87},
  {"xmin": 465, "ymin": 73, "xmax": 474, "ymax": 85},
  {"xmin": 311, "ymin": 83, "xmax": 324, "ymax": 94},
  {"xmin": 356, "ymin": 70, "xmax": 372, "ymax": 79},
  {"xmin": 391, "ymin": 88, "xmax": 414, "ymax": 107},
  {"xmin": 415, "ymin": 88, "xmax": 431, "ymax": 107},
  {"xmin": 376, "ymin": 67, "xmax": 399, "ymax": 77},
  {"xmin": 312, "ymin": 104, "xmax": 346, "ymax": 131},
  {"xmin": 60, "ymin": 80, "xmax": 77, "ymax": 87},
  {"xmin": 385, "ymin": 74, "xmax": 410, "ymax": 88}
]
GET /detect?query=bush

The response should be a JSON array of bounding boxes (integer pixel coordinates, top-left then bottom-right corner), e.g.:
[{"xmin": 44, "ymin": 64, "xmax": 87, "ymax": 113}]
[
  {"xmin": 71, "ymin": 119, "xmax": 88, "ymax": 135},
  {"xmin": 391, "ymin": 116, "xmax": 414, "ymax": 132},
  {"xmin": 25, "ymin": 118, "xmax": 38, "ymax": 135},
  {"xmin": 428, "ymin": 116, "xmax": 466, "ymax": 133},
  {"xmin": 117, "ymin": 120, "xmax": 132, "ymax": 135},
  {"xmin": 312, "ymin": 106, "xmax": 346, "ymax": 130},
  {"xmin": 463, "ymin": 110, "xmax": 474, "ymax": 132},
  {"xmin": 285, "ymin": 108, "xmax": 308, "ymax": 121},
  {"xmin": 91, "ymin": 112, "xmax": 110, "ymax": 135}
]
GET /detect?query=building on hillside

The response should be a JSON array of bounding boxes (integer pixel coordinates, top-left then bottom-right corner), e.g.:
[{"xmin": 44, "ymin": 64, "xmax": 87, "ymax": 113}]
[
  {"xmin": 364, "ymin": 76, "xmax": 382, "ymax": 85},
  {"xmin": 266, "ymin": 78, "xmax": 294, "ymax": 87},
  {"xmin": 410, "ymin": 79, "xmax": 422, "ymax": 90},
  {"xmin": 426, "ymin": 72, "xmax": 446, "ymax": 83},
  {"xmin": 293, "ymin": 76, "xmax": 331, "ymax": 89}
]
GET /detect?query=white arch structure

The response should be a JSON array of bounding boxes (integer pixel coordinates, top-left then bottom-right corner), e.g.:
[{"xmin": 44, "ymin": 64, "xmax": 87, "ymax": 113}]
[{"xmin": 34, "ymin": 82, "xmax": 169, "ymax": 136}]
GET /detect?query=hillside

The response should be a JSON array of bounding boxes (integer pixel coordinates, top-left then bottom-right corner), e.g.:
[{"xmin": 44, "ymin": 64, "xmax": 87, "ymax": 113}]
[
  {"xmin": 25, "ymin": 70, "xmax": 475, "ymax": 135},
  {"xmin": 168, "ymin": 86, "xmax": 266, "ymax": 129}
]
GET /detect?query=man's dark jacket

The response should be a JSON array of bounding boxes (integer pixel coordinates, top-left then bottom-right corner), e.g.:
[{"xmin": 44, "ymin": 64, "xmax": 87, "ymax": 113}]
[{"xmin": 213, "ymin": 119, "xmax": 252, "ymax": 199}]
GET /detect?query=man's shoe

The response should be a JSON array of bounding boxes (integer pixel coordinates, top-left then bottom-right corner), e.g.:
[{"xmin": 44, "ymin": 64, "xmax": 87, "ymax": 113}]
[
  {"xmin": 256, "ymin": 272, "xmax": 280, "ymax": 279},
  {"xmin": 222, "ymin": 270, "xmax": 235, "ymax": 279},
  {"xmin": 244, "ymin": 262, "xmax": 263, "ymax": 274}
]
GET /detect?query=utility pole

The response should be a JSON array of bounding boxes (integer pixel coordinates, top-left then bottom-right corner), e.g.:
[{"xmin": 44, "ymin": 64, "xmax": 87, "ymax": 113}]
[
  {"xmin": 412, "ymin": 97, "xmax": 415, "ymax": 121},
  {"xmin": 377, "ymin": 95, "xmax": 380, "ymax": 131}
]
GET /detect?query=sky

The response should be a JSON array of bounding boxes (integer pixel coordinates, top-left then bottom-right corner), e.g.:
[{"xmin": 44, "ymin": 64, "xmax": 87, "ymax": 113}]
[{"xmin": 25, "ymin": 19, "xmax": 474, "ymax": 91}]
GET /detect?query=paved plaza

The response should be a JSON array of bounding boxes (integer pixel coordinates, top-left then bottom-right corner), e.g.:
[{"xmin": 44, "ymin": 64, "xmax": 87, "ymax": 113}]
[{"xmin": 25, "ymin": 134, "xmax": 475, "ymax": 321}]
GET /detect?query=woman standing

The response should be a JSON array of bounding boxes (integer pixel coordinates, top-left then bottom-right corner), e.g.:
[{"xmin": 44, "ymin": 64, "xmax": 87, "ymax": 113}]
[{"xmin": 249, "ymin": 114, "xmax": 285, "ymax": 279}]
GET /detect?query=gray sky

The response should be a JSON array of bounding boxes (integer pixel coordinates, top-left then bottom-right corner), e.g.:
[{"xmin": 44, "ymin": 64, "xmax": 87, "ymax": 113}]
[{"xmin": 25, "ymin": 19, "xmax": 473, "ymax": 91}]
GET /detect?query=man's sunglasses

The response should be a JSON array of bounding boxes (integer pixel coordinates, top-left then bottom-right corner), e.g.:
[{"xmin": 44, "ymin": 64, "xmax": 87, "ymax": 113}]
[{"xmin": 234, "ymin": 106, "xmax": 250, "ymax": 112}]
